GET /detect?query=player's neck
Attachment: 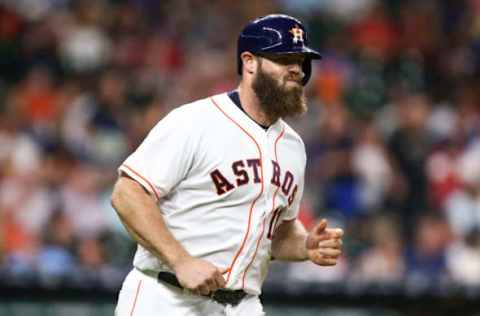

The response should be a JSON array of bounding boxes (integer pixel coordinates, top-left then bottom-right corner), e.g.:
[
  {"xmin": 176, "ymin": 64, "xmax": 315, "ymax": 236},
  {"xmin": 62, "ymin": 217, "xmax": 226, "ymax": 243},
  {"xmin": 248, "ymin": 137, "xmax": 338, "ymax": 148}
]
[{"xmin": 237, "ymin": 84, "xmax": 273, "ymax": 127}]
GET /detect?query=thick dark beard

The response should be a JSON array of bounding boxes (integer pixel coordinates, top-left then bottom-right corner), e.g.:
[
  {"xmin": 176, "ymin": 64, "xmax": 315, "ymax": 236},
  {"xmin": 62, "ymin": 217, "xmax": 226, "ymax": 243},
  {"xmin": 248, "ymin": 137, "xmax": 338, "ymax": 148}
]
[{"xmin": 252, "ymin": 65, "xmax": 307, "ymax": 123}]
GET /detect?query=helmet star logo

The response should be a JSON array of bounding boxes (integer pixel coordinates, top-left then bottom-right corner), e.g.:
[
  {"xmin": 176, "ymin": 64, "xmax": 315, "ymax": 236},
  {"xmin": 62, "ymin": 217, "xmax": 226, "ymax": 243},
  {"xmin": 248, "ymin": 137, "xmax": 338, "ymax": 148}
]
[{"xmin": 289, "ymin": 25, "xmax": 304, "ymax": 44}]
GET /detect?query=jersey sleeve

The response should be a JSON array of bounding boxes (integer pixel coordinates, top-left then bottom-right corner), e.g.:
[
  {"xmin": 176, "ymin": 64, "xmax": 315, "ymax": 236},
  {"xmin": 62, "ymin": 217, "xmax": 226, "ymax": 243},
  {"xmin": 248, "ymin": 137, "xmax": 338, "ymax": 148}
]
[
  {"xmin": 281, "ymin": 142, "xmax": 306, "ymax": 221},
  {"xmin": 118, "ymin": 107, "xmax": 197, "ymax": 201}
]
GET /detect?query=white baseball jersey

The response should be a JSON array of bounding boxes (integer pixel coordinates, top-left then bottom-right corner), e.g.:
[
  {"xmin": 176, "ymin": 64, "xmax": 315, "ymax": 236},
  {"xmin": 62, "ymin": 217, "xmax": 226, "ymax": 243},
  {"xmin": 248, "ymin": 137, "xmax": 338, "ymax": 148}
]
[{"xmin": 118, "ymin": 91, "xmax": 306, "ymax": 295}]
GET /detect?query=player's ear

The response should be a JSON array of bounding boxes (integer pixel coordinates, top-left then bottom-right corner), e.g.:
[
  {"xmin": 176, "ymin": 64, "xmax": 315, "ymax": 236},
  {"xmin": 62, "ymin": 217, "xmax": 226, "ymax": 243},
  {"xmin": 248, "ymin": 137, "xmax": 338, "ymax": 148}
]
[{"xmin": 241, "ymin": 52, "xmax": 257, "ymax": 75}]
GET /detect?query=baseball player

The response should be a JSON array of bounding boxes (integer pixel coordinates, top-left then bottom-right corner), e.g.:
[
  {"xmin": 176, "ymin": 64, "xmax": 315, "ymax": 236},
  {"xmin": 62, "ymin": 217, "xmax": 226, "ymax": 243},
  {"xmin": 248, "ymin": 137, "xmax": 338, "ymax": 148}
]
[{"xmin": 112, "ymin": 14, "xmax": 344, "ymax": 316}]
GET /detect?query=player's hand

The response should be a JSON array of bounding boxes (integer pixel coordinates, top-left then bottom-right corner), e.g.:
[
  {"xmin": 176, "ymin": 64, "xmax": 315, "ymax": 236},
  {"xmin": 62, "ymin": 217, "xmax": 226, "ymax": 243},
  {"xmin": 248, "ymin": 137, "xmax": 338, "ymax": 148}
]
[
  {"xmin": 306, "ymin": 219, "xmax": 343, "ymax": 266},
  {"xmin": 173, "ymin": 256, "xmax": 227, "ymax": 296}
]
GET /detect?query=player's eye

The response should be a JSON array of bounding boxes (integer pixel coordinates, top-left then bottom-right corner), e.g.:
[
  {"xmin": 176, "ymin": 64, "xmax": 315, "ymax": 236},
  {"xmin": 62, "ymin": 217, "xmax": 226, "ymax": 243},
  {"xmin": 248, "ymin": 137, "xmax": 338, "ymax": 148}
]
[{"xmin": 259, "ymin": 54, "xmax": 304, "ymax": 65}]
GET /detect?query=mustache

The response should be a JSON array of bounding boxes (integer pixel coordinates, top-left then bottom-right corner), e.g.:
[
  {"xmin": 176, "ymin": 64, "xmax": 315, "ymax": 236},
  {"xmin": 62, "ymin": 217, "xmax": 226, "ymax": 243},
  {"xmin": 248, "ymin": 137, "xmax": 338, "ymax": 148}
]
[{"xmin": 284, "ymin": 75, "xmax": 303, "ymax": 83}]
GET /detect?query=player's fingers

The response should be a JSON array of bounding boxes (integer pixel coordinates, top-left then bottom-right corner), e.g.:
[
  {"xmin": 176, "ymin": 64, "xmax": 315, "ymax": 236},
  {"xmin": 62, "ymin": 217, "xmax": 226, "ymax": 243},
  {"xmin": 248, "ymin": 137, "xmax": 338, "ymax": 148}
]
[
  {"xmin": 212, "ymin": 276, "xmax": 225, "ymax": 290},
  {"xmin": 313, "ymin": 219, "xmax": 328, "ymax": 234},
  {"xmin": 325, "ymin": 238, "xmax": 343, "ymax": 249},
  {"xmin": 214, "ymin": 271, "xmax": 226, "ymax": 288},
  {"xmin": 306, "ymin": 234, "xmax": 331, "ymax": 249},
  {"xmin": 317, "ymin": 239, "xmax": 334, "ymax": 248},
  {"xmin": 317, "ymin": 258, "xmax": 338, "ymax": 266},
  {"xmin": 325, "ymin": 228, "xmax": 344, "ymax": 238},
  {"xmin": 317, "ymin": 248, "xmax": 342, "ymax": 258},
  {"xmin": 318, "ymin": 238, "xmax": 342, "ymax": 249},
  {"xmin": 205, "ymin": 277, "xmax": 219, "ymax": 292},
  {"xmin": 197, "ymin": 283, "xmax": 211, "ymax": 296},
  {"xmin": 218, "ymin": 266, "xmax": 230, "ymax": 275},
  {"xmin": 190, "ymin": 287, "xmax": 200, "ymax": 295},
  {"xmin": 178, "ymin": 277, "xmax": 197, "ymax": 291},
  {"xmin": 310, "ymin": 252, "xmax": 338, "ymax": 266}
]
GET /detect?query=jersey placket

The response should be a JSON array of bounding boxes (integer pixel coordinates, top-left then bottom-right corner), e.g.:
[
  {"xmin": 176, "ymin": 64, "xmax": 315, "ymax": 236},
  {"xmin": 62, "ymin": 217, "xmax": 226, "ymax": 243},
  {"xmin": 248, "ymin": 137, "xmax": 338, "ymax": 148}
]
[
  {"xmin": 262, "ymin": 126, "xmax": 284, "ymax": 213},
  {"xmin": 240, "ymin": 126, "xmax": 282, "ymax": 290}
]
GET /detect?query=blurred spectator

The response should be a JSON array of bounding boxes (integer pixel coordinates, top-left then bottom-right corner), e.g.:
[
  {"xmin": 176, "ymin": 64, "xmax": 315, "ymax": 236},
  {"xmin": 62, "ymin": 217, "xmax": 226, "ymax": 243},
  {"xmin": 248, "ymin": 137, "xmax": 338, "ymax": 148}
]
[
  {"xmin": 444, "ymin": 152, "xmax": 480, "ymax": 237},
  {"xmin": 87, "ymin": 69, "xmax": 129, "ymax": 165},
  {"xmin": 14, "ymin": 66, "xmax": 60, "ymax": 128},
  {"xmin": 309, "ymin": 103, "xmax": 361, "ymax": 219},
  {"xmin": 405, "ymin": 214, "xmax": 452, "ymax": 285},
  {"xmin": 58, "ymin": 2, "xmax": 112, "ymax": 73},
  {"xmin": 350, "ymin": 3, "xmax": 398, "ymax": 62},
  {"xmin": 446, "ymin": 229, "xmax": 480, "ymax": 285},
  {"xmin": 352, "ymin": 121, "xmax": 393, "ymax": 211},
  {"xmin": 61, "ymin": 163, "xmax": 110, "ymax": 237},
  {"xmin": 37, "ymin": 210, "xmax": 76, "ymax": 287},
  {"xmin": 2, "ymin": 216, "xmax": 39, "ymax": 283},
  {"xmin": 0, "ymin": 5, "xmax": 24, "ymax": 83},
  {"xmin": 0, "ymin": 155, "xmax": 56, "ymax": 240},
  {"xmin": 352, "ymin": 215, "xmax": 404, "ymax": 282},
  {"xmin": 72, "ymin": 234, "xmax": 126, "ymax": 289},
  {"xmin": 387, "ymin": 93, "xmax": 432, "ymax": 244}
]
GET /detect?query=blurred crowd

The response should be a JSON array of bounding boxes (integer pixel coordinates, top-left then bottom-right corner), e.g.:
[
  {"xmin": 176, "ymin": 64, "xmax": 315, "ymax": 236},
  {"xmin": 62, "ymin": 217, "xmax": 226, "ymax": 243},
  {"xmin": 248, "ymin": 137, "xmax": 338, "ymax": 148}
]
[{"xmin": 1, "ymin": 0, "xmax": 480, "ymax": 291}]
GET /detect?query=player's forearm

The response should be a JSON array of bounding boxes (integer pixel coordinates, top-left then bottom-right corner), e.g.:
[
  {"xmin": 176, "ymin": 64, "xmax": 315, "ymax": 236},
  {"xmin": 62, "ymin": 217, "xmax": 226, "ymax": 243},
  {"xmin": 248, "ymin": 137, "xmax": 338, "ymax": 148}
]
[
  {"xmin": 111, "ymin": 176, "xmax": 191, "ymax": 269},
  {"xmin": 270, "ymin": 219, "xmax": 308, "ymax": 261}
]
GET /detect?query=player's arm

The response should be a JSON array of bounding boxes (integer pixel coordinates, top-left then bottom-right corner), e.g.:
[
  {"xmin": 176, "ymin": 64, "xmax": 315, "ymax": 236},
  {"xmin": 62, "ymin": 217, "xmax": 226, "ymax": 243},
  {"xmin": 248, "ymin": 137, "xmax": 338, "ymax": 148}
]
[
  {"xmin": 111, "ymin": 175, "xmax": 226, "ymax": 294},
  {"xmin": 271, "ymin": 218, "xmax": 343, "ymax": 265},
  {"xmin": 112, "ymin": 175, "xmax": 190, "ymax": 267}
]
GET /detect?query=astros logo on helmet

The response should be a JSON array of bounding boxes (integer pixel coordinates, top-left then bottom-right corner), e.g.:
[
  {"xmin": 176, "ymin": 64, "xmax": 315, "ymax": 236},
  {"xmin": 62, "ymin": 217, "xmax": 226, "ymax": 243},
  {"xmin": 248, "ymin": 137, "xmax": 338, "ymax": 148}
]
[{"xmin": 289, "ymin": 25, "xmax": 304, "ymax": 44}]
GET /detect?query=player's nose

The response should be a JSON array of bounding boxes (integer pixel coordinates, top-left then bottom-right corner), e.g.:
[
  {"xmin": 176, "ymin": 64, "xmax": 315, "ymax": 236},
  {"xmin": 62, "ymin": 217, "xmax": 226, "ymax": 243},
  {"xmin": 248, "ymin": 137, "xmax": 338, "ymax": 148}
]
[
  {"xmin": 288, "ymin": 62, "xmax": 302, "ymax": 73},
  {"xmin": 287, "ymin": 65, "xmax": 304, "ymax": 82}
]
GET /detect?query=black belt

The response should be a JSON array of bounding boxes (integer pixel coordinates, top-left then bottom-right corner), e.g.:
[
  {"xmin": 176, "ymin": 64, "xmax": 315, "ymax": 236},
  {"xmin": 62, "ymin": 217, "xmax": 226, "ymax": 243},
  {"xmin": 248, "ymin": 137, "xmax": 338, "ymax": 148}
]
[{"xmin": 157, "ymin": 271, "xmax": 247, "ymax": 306}]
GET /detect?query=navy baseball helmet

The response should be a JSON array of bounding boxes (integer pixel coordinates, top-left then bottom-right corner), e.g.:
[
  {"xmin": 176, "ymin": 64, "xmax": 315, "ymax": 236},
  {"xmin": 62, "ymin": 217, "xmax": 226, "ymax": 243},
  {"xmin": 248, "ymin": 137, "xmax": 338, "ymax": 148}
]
[{"xmin": 237, "ymin": 14, "xmax": 322, "ymax": 85}]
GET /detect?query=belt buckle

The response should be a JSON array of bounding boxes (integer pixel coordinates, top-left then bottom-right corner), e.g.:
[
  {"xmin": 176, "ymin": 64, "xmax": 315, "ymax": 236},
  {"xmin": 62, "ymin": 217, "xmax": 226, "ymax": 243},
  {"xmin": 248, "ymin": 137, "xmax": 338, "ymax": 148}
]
[{"xmin": 211, "ymin": 290, "xmax": 246, "ymax": 306}]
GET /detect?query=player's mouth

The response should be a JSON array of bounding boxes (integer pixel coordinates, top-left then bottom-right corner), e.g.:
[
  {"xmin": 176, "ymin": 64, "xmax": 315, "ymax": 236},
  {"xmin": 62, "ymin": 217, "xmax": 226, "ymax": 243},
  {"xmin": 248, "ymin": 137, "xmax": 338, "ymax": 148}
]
[
  {"xmin": 284, "ymin": 79, "xmax": 302, "ymax": 87},
  {"xmin": 285, "ymin": 76, "xmax": 302, "ymax": 84}
]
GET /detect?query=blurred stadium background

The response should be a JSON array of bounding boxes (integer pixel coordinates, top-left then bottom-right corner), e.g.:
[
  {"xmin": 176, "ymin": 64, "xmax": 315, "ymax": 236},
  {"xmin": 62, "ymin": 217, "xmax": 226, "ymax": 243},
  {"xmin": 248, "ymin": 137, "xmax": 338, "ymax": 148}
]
[{"xmin": 0, "ymin": 0, "xmax": 480, "ymax": 315}]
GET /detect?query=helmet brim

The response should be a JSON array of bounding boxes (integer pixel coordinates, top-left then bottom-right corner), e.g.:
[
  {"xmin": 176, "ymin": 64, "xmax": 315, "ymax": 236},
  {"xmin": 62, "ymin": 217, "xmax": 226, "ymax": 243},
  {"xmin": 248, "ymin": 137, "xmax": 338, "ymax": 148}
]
[
  {"xmin": 301, "ymin": 47, "xmax": 322, "ymax": 59},
  {"xmin": 260, "ymin": 45, "xmax": 322, "ymax": 60}
]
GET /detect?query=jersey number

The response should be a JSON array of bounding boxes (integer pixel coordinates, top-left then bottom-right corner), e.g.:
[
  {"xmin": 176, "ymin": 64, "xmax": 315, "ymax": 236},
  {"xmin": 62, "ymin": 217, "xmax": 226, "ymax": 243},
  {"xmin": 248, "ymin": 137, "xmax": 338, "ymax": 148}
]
[{"xmin": 267, "ymin": 207, "xmax": 285, "ymax": 240}]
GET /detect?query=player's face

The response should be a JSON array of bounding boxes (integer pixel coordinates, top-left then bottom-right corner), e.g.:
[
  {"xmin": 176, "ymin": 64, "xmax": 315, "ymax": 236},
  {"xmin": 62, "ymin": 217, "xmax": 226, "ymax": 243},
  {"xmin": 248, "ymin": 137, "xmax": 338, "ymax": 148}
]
[
  {"xmin": 252, "ymin": 53, "xmax": 307, "ymax": 123},
  {"xmin": 257, "ymin": 53, "xmax": 306, "ymax": 88}
]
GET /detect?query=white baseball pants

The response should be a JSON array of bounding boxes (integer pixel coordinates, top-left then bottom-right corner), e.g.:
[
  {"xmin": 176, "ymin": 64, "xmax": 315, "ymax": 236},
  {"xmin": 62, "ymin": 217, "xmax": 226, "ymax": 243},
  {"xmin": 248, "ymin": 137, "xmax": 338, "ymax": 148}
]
[{"xmin": 115, "ymin": 268, "xmax": 266, "ymax": 316}]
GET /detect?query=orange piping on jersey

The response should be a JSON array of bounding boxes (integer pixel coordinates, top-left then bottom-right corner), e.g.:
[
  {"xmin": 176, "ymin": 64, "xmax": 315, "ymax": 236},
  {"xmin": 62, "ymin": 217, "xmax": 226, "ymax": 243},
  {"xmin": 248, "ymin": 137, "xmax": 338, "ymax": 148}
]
[
  {"xmin": 267, "ymin": 128, "xmax": 286, "ymax": 238},
  {"xmin": 129, "ymin": 279, "xmax": 143, "ymax": 316},
  {"xmin": 241, "ymin": 216, "xmax": 266, "ymax": 288},
  {"xmin": 210, "ymin": 97, "xmax": 264, "ymax": 285},
  {"xmin": 241, "ymin": 127, "xmax": 285, "ymax": 288},
  {"xmin": 122, "ymin": 164, "xmax": 161, "ymax": 201}
]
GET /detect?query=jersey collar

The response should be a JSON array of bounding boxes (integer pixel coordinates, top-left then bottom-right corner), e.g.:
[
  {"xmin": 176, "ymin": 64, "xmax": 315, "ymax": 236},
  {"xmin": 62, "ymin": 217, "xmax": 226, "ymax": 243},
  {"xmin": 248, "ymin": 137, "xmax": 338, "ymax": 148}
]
[{"xmin": 213, "ymin": 92, "xmax": 283, "ymax": 135}]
